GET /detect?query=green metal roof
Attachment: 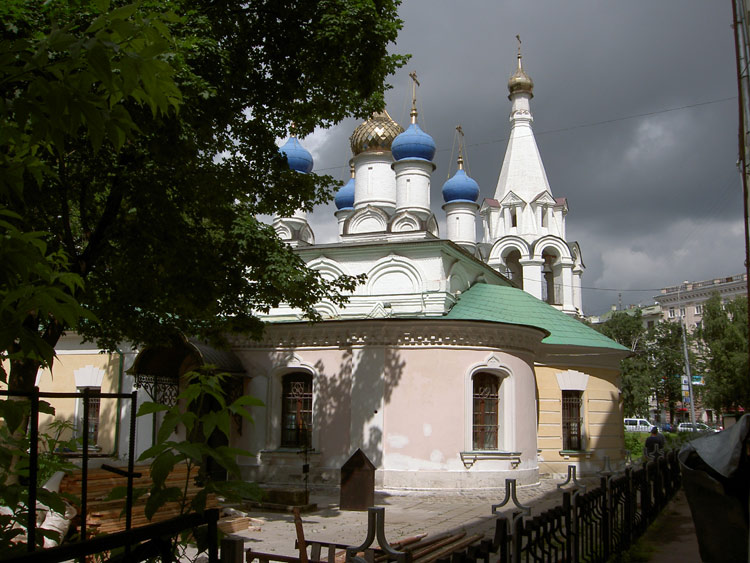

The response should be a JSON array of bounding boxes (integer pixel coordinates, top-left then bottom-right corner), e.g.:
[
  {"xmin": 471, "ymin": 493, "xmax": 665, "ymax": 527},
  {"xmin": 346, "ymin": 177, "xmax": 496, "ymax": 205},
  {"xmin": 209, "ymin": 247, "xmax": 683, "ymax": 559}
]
[{"xmin": 446, "ymin": 284, "xmax": 628, "ymax": 350}]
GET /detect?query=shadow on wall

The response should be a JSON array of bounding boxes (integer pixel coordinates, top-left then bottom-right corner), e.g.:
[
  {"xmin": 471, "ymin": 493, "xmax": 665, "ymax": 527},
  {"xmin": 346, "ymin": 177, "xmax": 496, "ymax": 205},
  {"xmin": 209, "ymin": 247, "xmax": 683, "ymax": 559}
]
[{"xmin": 314, "ymin": 340, "xmax": 406, "ymax": 468}]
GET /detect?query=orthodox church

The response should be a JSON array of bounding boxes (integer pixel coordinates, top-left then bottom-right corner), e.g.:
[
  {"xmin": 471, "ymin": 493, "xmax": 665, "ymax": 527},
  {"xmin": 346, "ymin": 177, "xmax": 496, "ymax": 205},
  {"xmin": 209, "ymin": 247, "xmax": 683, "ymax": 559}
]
[
  {"xmin": 37, "ymin": 50, "xmax": 628, "ymax": 490},
  {"xmin": 229, "ymin": 51, "xmax": 627, "ymax": 488}
]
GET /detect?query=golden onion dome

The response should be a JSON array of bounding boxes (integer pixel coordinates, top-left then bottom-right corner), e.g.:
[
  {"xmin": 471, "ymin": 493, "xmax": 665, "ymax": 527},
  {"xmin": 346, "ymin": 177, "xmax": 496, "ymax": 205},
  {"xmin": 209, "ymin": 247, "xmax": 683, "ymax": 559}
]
[
  {"xmin": 350, "ymin": 110, "xmax": 404, "ymax": 155},
  {"xmin": 508, "ymin": 53, "xmax": 533, "ymax": 98}
]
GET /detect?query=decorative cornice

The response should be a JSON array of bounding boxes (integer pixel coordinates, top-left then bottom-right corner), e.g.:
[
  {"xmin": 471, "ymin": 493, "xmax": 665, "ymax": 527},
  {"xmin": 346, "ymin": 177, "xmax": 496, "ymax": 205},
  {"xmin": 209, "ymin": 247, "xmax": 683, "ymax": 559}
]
[{"xmin": 230, "ymin": 319, "xmax": 543, "ymax": 356}]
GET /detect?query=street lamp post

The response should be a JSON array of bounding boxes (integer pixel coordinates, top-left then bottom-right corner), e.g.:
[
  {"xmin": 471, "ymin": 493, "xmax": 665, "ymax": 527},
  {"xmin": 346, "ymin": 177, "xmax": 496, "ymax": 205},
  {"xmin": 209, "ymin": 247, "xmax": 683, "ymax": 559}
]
[{"xmin": 677, "ymin": 283, "xmax": 697, "ymax": 427}]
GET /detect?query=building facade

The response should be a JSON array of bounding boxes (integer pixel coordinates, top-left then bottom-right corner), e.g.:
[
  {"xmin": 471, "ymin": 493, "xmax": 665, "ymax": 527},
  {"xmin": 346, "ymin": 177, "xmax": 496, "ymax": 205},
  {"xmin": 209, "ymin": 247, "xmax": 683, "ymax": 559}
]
[
  {"xmin": 32, "ymin": 51, "xmax": 628, "ymax": 489},
  {"xmin": 654, "ymin": 273, "xmax": 748, "ymax": 331}
]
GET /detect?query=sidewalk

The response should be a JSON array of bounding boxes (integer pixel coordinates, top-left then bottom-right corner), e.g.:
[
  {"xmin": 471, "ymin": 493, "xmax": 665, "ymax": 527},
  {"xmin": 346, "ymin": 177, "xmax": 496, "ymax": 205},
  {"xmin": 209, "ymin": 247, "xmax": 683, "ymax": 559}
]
[{"xmin": 646, "ymin": 489, "xmax": 701, "ymax": 562}]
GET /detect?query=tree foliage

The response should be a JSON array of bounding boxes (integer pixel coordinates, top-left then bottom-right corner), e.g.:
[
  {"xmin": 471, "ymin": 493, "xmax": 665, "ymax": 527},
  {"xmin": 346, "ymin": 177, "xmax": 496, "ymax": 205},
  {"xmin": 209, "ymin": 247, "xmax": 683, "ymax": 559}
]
[
  {"xmin": 697, "ymin": 294, "xmax": 749, "ymax": 412},
  {"xmin": 595, "ymin": 310, "xmax": 687, "ymax": 419},
  {"xmin": 595, "ymin": 310, "xmax": 652, "ymax": 416},
  {"xmin": 648, "ymin": 320, "xmax": 686, "ymax": 419},
  {"xmin": 1, "ymin": 0, "xmax": 407, "ymax": 392}
]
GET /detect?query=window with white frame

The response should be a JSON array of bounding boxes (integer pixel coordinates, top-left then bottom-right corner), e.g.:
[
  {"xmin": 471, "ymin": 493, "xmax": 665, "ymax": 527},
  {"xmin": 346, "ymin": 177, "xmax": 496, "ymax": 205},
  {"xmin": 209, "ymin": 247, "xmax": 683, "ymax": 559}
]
[
  {"xmin": 695, "ymin": 304, "xmax": 703, "ymax": 316},
  {"xmin": 280, "ymin": 372, "xmax": 313, "ymax": 448},
  {"xmin": 668, "ymin": 307, "xmax": 675, "ymax": 318},
  {"xmin": 472, "ymin": 372, "xmax": 500, "ymax": 450},
  {"xmin": 562, "ymin": 390, "xmax": 583, "ymax": 450},
  {"xmin": 77, "ymin": 387, "xmax": 101, "ymax": 446}
]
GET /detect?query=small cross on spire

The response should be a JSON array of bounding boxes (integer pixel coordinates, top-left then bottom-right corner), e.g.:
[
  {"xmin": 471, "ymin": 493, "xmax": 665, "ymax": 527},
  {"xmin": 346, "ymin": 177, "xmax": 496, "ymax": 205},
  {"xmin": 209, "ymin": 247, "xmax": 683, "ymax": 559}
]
[
  {"xmin": 456, "ymin": 125, "xmax": 465, "ymax": 170},
  {"xmin": 516, "ymin": 35, "xmax": 523, "ymax": 69},
  {"xmin": 409, "ymin": 71, "xmax": 420, "ymax": 123}
]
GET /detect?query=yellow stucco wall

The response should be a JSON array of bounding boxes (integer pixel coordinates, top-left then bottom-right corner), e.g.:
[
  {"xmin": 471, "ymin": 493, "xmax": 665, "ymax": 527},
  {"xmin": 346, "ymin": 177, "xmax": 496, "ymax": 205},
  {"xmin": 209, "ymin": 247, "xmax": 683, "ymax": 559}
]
[
  {"xmin": 536, "ymin": 364, "xmax": 624, "ymax": 476},
  {"xmin": 31, "ymin": 352, "xmax": 122, "ymax": 455}
]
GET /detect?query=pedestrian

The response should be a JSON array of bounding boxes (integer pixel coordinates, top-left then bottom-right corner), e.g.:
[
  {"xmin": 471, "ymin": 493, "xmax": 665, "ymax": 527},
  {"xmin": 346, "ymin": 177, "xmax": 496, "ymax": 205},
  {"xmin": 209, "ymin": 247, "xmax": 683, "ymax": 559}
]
[{"xmin": 644, "ymin": 426, "xmax": 666, "ymax": 459}]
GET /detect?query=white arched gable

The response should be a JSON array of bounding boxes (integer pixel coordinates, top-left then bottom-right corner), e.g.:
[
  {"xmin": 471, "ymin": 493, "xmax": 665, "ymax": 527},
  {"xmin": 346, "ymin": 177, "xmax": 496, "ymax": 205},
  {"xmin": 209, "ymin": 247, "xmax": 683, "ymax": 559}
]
[
  {"xmin": 274, "ymin": 224, "xmax": 292, "ymax": 240},
  {"xmin": 488, "ymin": 237, "xmax": 531, "ymax": 263},
  {"xmin": 464, "ymin": 354, "xmax": 516, "ymax": 452},
  {"xmin": 425, "ymin": 215, "xmax": 439, "ymax": 238},
  {"xmin": 488, "ymin": 236, "xmax": 531, "ymax": 265},
  {"xmin": 343, "ymin": 206, "xmax": 389, "ymax": 235},
  {"xmin": 314, "ymin": 300, "xmax": 340, "ymax": 319},
  {"xmin": 306, "ymin": 256, "xmax": 349, "ymax": 282},
  {"xmin": 531, "ymin": 236, "xmax": 573, "ymax": 262},
  {"xmin": 299, "ymin": 225, "xmax": 315, "ymax": 245},
  {"xmin": 389, "ymin": 211, "xmax": 422, "ymax": 233},
  {"xmin": 570, "ymin": 242, "xmax": 585, "ymax": 270},
  {"xmin": 447, "ymin": 261, "xmax": 472, "ymax": 294},
  {"xmin": 366, "ymin": 255, "xmax": 424, "ymax": 296}
]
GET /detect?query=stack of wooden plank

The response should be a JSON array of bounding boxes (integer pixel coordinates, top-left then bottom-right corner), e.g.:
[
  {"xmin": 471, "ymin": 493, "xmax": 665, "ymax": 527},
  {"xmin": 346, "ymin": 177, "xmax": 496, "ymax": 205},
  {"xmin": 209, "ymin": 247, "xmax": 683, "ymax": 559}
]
[
  {"xmin": 273, "ymin": 526, "xmax": 500, "ymax": 563},
  {"xmin": 59, "ymin": 463, "xmax": 219, "ymax": 535}
]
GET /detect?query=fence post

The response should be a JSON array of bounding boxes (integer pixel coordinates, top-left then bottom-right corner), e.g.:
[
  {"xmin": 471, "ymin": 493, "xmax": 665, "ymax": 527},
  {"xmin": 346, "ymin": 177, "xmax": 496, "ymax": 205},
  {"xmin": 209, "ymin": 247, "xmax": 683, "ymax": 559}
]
[
  {"xmin": 623, "ymin": 468, "xmax": 632, "ymax": 550},
  {"xmin": 601, "ymin": 477, "xmax": 610, "ymax": 561},
  {"xmin": 493, "ymin": 516, "xmax": 509, "ymax": 560},
  {"xmin": 572, "ymin": 490, "xmax": 581, "ymax": 561},
  {"xmin": 563, "ymin": 492, "xmax": 572, "ymax": 563},
  {"xmin": 81, "ymin": 387, "xmax": 90, "ymax": 541},
  {"xmin": 207, "ymin": 508, "xmax": 219, "ymax": 563},
  {"xmin": 512, "ymin": 514, "xmax": 524, "ymax": 562},
  {"xmin": 655, "ymin": 457, "xmax": 664, "ymax": 510},
  {"xmin": 27, "ymin": 388, "xmax": 40, "ymax": 552},
  {"xmin": 221, "ymin": 536, "xmax": 245, "ymax": 563}
]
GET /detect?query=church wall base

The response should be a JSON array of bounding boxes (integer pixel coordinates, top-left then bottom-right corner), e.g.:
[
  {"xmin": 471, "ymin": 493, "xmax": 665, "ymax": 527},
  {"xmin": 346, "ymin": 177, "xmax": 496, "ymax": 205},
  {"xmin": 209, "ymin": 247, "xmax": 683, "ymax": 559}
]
[
  {"xmin": 240, "ymin": 463, "xmax": 540, "ymax": 491},
  {"xmin": 379, "ymin": 468, "xmax": 539, "ymax": 489}
]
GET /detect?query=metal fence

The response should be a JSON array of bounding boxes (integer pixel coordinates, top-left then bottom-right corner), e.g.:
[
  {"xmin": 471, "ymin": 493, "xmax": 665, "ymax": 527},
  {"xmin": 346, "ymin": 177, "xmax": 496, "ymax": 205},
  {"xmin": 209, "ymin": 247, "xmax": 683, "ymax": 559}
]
[
  {"xmin": 497, "ymin": 451, "xmax": 680, "ymax": 562},
  {"xmin": 239, "ymin": 452, "xmax": 682, "ymax": 563}
]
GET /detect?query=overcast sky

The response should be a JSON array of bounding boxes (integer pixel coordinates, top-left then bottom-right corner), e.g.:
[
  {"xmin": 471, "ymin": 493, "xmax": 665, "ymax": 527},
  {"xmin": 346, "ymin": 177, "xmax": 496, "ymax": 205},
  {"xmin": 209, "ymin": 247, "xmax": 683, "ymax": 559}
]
[{"xmin": 300, "ymin": 1, "xmax": 743, "ymax": 316}]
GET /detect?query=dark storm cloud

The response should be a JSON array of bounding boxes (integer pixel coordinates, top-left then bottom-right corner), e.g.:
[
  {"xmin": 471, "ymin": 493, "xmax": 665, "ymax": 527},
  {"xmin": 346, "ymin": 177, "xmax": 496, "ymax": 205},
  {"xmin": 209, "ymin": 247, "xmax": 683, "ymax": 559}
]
[{"xmin": 305, "ymin": 1, "xmax": 743, "ymax": 314}]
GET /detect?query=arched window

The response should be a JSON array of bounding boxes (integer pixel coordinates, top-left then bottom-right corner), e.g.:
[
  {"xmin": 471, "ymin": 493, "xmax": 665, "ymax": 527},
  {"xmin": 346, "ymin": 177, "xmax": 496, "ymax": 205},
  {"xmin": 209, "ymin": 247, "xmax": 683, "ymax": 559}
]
[
  {"xmin": 281, "ymin": 372, "xmax": 313, "ymax": 448},
  {"xmin": 472, "ymin": 372, "xmax": 500, "ymax": 450}
]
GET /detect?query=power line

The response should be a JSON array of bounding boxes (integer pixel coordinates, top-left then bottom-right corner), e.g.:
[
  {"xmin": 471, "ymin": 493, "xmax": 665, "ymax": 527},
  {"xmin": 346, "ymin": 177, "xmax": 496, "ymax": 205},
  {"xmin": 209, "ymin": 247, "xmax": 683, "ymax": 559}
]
[{"xmin": 314, "ymin": 95, "xmax": 736, "ymax": 173}]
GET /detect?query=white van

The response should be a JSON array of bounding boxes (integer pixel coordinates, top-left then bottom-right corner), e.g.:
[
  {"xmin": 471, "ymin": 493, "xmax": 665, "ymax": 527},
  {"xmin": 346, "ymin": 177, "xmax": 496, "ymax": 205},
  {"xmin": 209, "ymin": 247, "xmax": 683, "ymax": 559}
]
[{"xmin": 624, "ymin": 418, "xmax": 652, "ymax": 432}]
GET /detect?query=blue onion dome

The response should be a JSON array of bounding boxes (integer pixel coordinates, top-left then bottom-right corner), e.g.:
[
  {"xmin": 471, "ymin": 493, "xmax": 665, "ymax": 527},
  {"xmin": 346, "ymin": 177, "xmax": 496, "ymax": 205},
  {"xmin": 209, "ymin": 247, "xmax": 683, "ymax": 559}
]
[
  {"xmin": 350, "ymin": 110, "xmax": 404, "ymax": 155},
  {"xmin": 391, "ymin": 122, "xmax": 436, "ymax": 161},
  {"xmin": 442, "ymin": 155, "xmax": 479, "ymax": 203},
  {"xmin": 279, "ymin": 136, "xmax": 314, "ymax": 173},
  {"xmin": 335, "ymin": 165, "xmax": 355, "ymax": 210}
]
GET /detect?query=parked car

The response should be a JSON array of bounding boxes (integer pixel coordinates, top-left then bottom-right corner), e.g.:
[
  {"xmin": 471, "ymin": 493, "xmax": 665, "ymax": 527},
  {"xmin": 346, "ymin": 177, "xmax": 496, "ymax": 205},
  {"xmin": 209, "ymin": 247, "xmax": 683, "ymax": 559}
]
[
  {"xmin": 677, "ymin": 422, "xmax": 720, "ymax": 433},
  {"xmin": 657, "ymin": 422, "xmax": 674, "ymax": 433},
  {"xmin": 624, "ymin": 418, "xmax": 653, "ymax": 432}
]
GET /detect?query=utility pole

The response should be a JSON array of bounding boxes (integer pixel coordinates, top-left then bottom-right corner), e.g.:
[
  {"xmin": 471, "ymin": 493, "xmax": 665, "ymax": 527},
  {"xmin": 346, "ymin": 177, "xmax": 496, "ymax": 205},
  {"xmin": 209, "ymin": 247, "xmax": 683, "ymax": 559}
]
[
  {"xmin": 731, "ymin": 0, "xmax": 750, "ymax": 378},
  {"xmin": 678, "ymin": 283, "xmax": 697, "ymax": 427}
]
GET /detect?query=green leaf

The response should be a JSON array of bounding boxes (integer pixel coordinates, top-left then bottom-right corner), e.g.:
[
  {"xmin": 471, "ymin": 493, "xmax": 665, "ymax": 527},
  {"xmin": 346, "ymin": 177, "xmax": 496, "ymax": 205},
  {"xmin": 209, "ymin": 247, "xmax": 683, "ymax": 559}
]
[
  {"xmin": 86, "ymin": 42, "xmax": 114, "ymax": 91},
  {"xmin": 172, "ymin": 442, "xmax": 205, "ymax": 462},
  {"xmin": 151, "ymin": 451, "xmax": 178, "ymax": 488},
  {"xmin": 144, "ymin": 486, "xmax": 181, "ymax": 521}
]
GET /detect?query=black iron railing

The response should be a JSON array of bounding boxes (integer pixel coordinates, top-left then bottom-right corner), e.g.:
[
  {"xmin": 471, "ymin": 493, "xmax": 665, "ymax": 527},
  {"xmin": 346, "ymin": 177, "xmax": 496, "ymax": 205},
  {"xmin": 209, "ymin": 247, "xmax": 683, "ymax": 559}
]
[
  {"xmin": 0, "ymin": 387, "xmax": 138, "ymax": 550},
  {"xmin": 504, "ymin": 451, "xmax": 681, "ymax": 563}
]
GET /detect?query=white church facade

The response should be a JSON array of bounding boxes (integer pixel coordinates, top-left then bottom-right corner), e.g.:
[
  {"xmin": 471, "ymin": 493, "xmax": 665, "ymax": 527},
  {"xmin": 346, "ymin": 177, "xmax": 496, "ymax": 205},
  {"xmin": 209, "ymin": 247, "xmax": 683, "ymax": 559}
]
[{"xmin": 229, "ymin": 52, "xmax": 627, "ymax": 488}]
